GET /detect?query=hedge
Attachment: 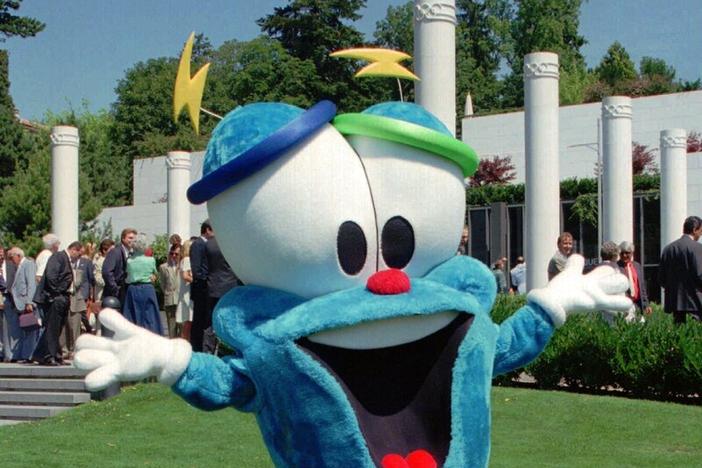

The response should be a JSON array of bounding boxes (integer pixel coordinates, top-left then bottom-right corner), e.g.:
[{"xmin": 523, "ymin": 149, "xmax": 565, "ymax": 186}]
[{"xmin": 490, "ymin": 294, "xmax": 702, "ymax": 403}]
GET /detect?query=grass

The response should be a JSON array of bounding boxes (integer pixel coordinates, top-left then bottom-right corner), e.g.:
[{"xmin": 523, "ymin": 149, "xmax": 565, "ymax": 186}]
[{"xmin": 1, "ymin": 384, "xmax": 700, "ymax": 467}]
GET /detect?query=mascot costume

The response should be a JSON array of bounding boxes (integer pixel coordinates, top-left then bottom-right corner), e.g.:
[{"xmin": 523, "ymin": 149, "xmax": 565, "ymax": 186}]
[{"xmin": 75, "ymin": 34, "xmax": 633, "ymax": 468}]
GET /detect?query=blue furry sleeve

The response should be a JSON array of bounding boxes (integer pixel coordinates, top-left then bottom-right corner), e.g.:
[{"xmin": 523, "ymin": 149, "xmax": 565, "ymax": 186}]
[
  {"xmin": 492, "ymin": 304, "xmax": 554, "ymax": 377},
  {"xmin": 172, "ymin": 352, "xmax": 257, "ymax": 412}
]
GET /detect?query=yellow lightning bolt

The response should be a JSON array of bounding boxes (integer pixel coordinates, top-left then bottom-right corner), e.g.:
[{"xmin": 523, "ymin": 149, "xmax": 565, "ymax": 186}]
[
  {"xmin": 330, "ymin": 48, "xmax": 419, "ymax": 81},
  {"xmin": 173, "ymin": 32, "xmax": 211, "ymax": 134}
]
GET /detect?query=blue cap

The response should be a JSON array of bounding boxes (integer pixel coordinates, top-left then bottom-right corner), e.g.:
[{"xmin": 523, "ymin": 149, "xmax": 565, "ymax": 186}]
[
  {"xmin": 362, "ymin": 101, "xmax": 452, "ymax": 135},
  {"xmin": 187, "ymin": 100, "xmax": 336, "ymax": 204}
]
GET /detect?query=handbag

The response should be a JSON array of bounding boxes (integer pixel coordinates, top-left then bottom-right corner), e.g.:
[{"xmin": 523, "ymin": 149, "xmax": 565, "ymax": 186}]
[{"xmin": 19, "ymin": 312, "xmax": 39, "ymax": 329}]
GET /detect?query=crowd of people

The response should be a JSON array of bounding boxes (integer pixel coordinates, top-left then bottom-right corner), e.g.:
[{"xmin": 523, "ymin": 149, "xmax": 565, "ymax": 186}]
[
  {"xmin": 457, "ymin": 216, "xmax": 702, "ymax": 325},
  {"xmin": 2, "ymin": 216, "xmax": 698, "ymax": 365},
  {"xmin": 546, "ymin": 216, "xmax": 702, "ymax": 324},
  {"xmin": 0, "ymin": 219, "xmax": 240, "ymax": 365}
]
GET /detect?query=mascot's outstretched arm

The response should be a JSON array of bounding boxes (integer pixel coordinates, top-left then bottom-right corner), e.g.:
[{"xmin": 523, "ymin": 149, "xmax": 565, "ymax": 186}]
[
  {"xmin": 75, "ymin": 311, "xmax": 189, "ymax": 388},
  {"xmin": 75, "ymin": 310, "xmax": 256, "ymax": 410},
  {"xmin": 493, "ymin": 254, "xmax": 632, "ymax": 376}
]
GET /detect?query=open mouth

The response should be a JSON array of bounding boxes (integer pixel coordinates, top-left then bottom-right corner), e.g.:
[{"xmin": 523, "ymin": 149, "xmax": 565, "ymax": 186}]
[{"xmin": 297, "ymin": 313, "xmax": 473, "ymax": 467}]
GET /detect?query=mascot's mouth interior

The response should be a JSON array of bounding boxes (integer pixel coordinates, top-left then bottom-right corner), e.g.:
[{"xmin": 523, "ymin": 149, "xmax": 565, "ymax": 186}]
[{"xmin": 297, "ymin": 313, "xmax": 473, "ymax": 467}]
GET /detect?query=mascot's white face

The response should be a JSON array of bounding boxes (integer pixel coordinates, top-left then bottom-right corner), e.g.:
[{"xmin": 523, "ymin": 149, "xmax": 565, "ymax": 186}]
[{"xmin": 208, "ymin": 125, "xmax": 466, "ymax": 348}]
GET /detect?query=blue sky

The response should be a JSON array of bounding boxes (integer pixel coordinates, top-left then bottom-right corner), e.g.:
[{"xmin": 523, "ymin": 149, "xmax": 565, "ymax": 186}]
[{"xmin": 4, "ymin": 0, "xmax": 701, "ymax": 120}]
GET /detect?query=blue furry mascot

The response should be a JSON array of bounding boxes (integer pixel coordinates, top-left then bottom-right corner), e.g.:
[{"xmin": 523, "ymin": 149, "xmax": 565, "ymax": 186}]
[{"xmin": 75, "ymin": 39, "xmax": 632, "ymax": 468}]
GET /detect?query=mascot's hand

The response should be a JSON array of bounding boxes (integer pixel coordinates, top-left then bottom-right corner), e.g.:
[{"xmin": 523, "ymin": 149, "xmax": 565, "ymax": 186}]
[
  {"xmin": 74, "ymin": 308, "xmax": 192, "ymax": 391},
  {"xmin": 527, "ymin": 254, "xmax": 633, "ymax": 327}
]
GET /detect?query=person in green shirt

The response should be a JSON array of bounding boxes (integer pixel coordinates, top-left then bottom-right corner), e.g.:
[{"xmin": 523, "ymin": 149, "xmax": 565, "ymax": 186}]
[{"xmin": 122, "ymin": 243, "xmax": 163, "ymax": 335}]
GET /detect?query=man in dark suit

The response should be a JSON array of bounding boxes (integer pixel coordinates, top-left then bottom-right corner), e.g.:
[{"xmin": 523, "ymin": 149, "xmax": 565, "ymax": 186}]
[
  {"xmin": 202, "ymin": 234, "xmax": 239, "ymax": 353},
  {"xmin": 102, "ymin": 228, "xmax": 137, "ymax": 307},
  {"xmin": 190, "ymin": 220, "xmax": 212, "ymax": 352},
  {"xmin": 32, "ymin": 241, "xmax": 82, "ymax": 365},
  {"xmin": 659, "ymin": 216, "xmax": 702, "ymax": 324},
  {"xmin": 617, "ymin": 241, "xmax": 650, "ymax": 315}
]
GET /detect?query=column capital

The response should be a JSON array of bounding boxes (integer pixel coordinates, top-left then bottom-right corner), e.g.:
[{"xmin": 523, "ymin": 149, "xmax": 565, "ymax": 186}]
[
  {"xmin": 414, "ymin": 1, "xmax": 457, "ymax": 25},
  {"xmin": 660, "ymin": 129, "xmax": 687, "ymax": 149},
  {"xmin": 50, "ymin": 126, "xmax": 80, "ymax": 148},
  {"xmin": 601, "ymin": 96, "xmax": 632, "ymax": 119},
  {"xmin": 166, "ymin": 151, "xmax": 192, "ymax": 170},
  {"xmin": 523, "ymin": 53, "xmax": 559, "ymax": 80}
]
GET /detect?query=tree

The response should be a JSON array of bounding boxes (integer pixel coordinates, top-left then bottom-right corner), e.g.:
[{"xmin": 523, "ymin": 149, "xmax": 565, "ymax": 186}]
[
  {"xmin": 258, "ymin": 0, "xmax": 392, "ymax": 111},
  {"xmin": 688, "ymin": 132, "xmax": 702, "ymax": 153},
  {"xmin": 373, "ymin": 1, "xmax": 509, "ymax": 118},
  {"xmin": 637, "ymin": 56, "xmax": 677, "ymax": 95},
  {"xmin": 373, "ymin": 1, "xmax": 413, "ymax": 54},
  {"xmin": 212, "ymin": 37, "xmax": 319, "ymax": 109},
  {"xmin": 631, "ymin": 142, "xmax": 657, "ymax": 175},
  {"xmin": 0, "ymin": 0, "xmax": 44, "ymax": 41},
  {"xmin": 502, "ymin": 0, "xmax": 588, "ymax": 107},
  {"xmin": 0, "ymin": 126, "xmax": 50, "ymax": 255},
  {"xmin": 111, "ymin": 55, "xmax": 208, "ymax": 162},
  {"xmin": 594, "ymin": 41, "xmax": 637, "ymax": 87},
  {"xmin": 469, "ymin": 155, "xmax": 516, "ymax": 187},
  {"xmin": 373, "ymin": 1, "xmax": 415, "ymax": 102},
  {"xmin": 0, "ymin": 49, "xmax": 22, "ymax": 178},
  {"xmin": 455, "ymin": 0, "xmax": 511, "ymax": 117}
]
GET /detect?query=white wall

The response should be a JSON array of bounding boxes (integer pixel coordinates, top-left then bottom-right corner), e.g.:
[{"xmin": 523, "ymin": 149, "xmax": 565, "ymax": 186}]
[
  {"xmin": 94, "ymin": 151, "xmax": 207, "ymax": 241},
  {"xmin": 462, "ymin": 91, "xmax": 702, "ymax": 185}
]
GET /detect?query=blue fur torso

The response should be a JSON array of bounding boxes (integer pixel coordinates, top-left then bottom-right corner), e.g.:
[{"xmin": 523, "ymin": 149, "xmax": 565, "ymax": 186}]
[{"xmin": 173, "ymin": 255, "xmax": 554, "ymax": 467}]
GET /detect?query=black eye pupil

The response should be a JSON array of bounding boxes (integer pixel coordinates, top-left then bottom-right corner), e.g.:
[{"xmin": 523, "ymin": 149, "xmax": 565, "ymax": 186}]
[
  {"xmin": 381, "ymin": 216, "xmax": 414, "ymax": 269},
  {"xmin": 337, "ymin": 221, "xmax": 367, "ymax": 275}
]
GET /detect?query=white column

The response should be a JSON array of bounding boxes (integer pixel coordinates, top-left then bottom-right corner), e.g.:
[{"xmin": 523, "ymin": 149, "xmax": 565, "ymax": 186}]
[
  {"xmin": 660, "ymin": 129, "xmax": 688, "ymax": 249},
  {"xmin": 414, "ymin": 0, "xmax": 456, "ymax": 135},
  {"xmin": 166, "ymin": 151, "xmax": 192, "ymax": 240},
  {"xmin": 601, "ymin": 96, "xmax": 633, "ymax": 244},
  {"xmin": 524, "ymin": 52, "xmax": 560, "ymax": 290},
  {"xmin": 50, "ymin": 126, "xmax": 79, "ymax": 245}
]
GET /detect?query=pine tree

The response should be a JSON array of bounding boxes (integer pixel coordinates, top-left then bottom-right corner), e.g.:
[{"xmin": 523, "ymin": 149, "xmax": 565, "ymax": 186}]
[{"xmin": 0, "ymin": 49, "xmax": 23, "ymax": 178}]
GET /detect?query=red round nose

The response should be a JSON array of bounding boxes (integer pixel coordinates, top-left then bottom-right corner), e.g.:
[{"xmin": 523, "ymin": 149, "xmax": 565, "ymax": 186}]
[{"xmin": 366, "ymin": 269, "xmax": 411, "ymax": 295}]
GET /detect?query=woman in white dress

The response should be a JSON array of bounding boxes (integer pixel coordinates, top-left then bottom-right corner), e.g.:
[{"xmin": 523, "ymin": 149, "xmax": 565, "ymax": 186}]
[{"xmin": 176, "ymin": 239, "xmax": 193, "ymax": 341}]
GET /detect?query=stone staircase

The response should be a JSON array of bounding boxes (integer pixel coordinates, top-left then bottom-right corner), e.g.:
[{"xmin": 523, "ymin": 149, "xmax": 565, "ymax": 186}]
[{"xmin": 0, "ymin": 363, "xmax": 93, "ymax": 425}]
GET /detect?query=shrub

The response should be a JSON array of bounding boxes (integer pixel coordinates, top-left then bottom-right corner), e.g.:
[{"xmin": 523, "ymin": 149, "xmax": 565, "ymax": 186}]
[{"xmin": 490, "ymin": 300, "xmax": 702, "ymax": 402}]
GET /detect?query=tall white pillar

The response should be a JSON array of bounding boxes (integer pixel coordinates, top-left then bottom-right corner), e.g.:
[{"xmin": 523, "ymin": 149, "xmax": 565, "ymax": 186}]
[
  {"xmin": 660, "ymin": 129, "xmax": 688, "ymax": 249},
  {"xmin": 414, "ymin": 0, "xmax": 456, "ymax": 135},
  {"xmin": 524, "ymin": 52, "xmax": 560, "ymax": 290},
  {"xmin": 166, "ymin": 151, "xmax": 192, "ymax": 240},
  {"xmin": 50, "ymin": 126, "xmax": 79, "ymax": 245},
  {"xmin": 601, "ymin": 96, "xmax": 633, "ymax": 244}
]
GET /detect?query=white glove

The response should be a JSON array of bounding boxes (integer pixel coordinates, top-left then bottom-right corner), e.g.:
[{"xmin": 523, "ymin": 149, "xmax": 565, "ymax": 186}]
[
  {"xmin": 527, "ymin": 254, "xmax": 633, "ymax": 327},
  {"xmin": 74, "ymin": 308, "xmax": 192, "ymax": 391}
]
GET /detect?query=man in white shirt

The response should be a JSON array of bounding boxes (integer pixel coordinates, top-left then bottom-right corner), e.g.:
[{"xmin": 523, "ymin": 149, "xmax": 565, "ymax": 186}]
[
  {"xmin": 510, "ymin": 256, "xmax": 527, "ymax": 294},
  {"xmin": 36, "ymin": 233, "xmax": 60, "ymax": 283}
]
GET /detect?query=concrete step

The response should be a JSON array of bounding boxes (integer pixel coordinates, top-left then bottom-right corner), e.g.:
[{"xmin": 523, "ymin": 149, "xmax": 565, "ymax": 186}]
[
  {"xmin": 0, "ymin": 404, "xmax": 71, "ymax": 420},
  {"xmin": 0, "ymin": 363, "xmax": 87, "ymax": 379},
  {"xmin": 0, "ymin": 378, "xmax": 86, "ymax": 392},
  {"xmin": 0, "ymin": 419, "xmax": 25, "ymax": 426},
  {"xmin": 0, "ymin": 391, "xmax": 90, "ymax": 406}
]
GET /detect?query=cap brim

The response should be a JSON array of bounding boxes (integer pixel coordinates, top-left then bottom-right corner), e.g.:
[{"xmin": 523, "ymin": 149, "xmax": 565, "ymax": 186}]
[
  {"xmin": 333, "ymin": 113, "xmax": 478, "ymax": 177},
  {"xmin": 188, "ymin": 100, "xmax": 337, "ymax": 205}
]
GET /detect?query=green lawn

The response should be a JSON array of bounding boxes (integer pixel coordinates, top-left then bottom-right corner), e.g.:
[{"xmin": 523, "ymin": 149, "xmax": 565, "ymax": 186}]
[{"xmin": 1, "ymin": 384, "xmax": 700, "ymax": 467}]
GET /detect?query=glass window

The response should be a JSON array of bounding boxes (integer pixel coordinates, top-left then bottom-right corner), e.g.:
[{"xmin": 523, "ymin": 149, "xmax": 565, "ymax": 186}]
[{"xmin": 469, "ymin": 208, "xmax": 490, "ymax": 265}]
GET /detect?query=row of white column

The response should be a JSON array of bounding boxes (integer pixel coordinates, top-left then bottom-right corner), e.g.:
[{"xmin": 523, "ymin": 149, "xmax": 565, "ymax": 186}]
[
  {"xmin": 49, "ymin": 130, "xmax": 192, "ymax": 244},
  {"xmin": 522, "ymin": 53, "xmax": 689, "ymax": 289}
]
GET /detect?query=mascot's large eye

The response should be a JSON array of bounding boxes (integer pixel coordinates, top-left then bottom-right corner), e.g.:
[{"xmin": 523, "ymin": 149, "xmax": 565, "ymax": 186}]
[
  {"xmin": 346, "ymin": 136, "xmax": 466, "ymax": 278},
  {"xmin": 207, "ymin": 125, "xmax": 378, "ymax": 299},
  {"xmin": 381, "ymin": 216, "xmax": 414, "ymax": 269},
  {"xmin": 337, "ymin": 221, "xmax": 368, "ymax": 275}
]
